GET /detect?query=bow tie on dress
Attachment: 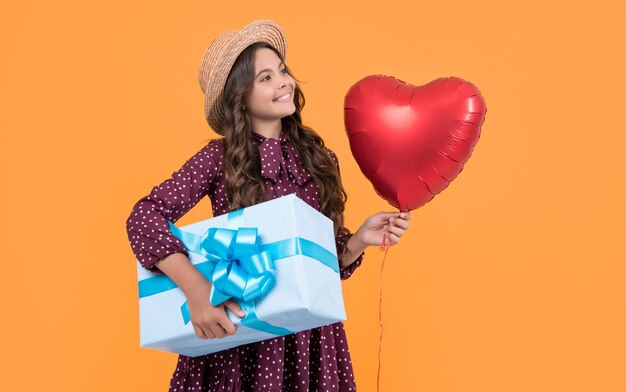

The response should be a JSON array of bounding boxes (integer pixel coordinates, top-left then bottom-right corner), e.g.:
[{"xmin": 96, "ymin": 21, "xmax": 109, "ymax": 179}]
[{"xmin": 254, "ymin": 132, "xmax": 312, "ymax": 185}]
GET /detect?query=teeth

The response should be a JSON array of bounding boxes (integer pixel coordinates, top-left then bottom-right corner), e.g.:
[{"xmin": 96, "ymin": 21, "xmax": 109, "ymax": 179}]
[{"xmin": 274, "ymin": 93, "xmax": 291, "ymax": 102}]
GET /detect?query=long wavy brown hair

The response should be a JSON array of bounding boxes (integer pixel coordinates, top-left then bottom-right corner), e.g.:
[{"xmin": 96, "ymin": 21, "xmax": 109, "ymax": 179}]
[{"xmin": 202, "ymin": 42, "xmax": 351, "ymax": 240}]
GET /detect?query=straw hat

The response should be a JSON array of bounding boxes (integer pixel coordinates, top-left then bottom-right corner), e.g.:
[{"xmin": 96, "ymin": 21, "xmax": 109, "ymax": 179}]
[{"xmin": 198, "ymin": 19, "xmax": 288, "ymax": 135}]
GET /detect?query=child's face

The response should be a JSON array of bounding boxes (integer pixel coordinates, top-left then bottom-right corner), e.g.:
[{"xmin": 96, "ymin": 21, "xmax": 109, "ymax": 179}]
[{"xmin": 244, "ymin": 47, "xmax": 296, "ymax": 130}]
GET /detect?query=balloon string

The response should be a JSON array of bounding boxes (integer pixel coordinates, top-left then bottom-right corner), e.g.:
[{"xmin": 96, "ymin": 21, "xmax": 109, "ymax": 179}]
[{"xmin": 377, "ymin": 228, "xmax": 392, "ymax": 392}]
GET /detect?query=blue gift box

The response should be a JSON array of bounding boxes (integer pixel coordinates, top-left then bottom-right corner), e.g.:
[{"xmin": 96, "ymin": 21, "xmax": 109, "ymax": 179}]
[{"xmin": 136, "ymin": 193, "xmax": 347, "ymax": 357}]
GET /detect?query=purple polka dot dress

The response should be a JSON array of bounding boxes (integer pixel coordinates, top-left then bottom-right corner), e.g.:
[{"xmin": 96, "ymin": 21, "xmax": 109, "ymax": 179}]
[{"xmin": 126, "ymin": 130, "xmax": 365, "ymax": 391}]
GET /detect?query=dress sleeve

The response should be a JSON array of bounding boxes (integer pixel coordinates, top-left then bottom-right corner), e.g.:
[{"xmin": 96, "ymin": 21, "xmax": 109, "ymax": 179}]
[
  {"xmin": 326, "ymin": 147, "xmax": 365, "ymax": 280},
  {"xmin": 125, "ymin": 139, "xmax": 222, "ymax": 273}
]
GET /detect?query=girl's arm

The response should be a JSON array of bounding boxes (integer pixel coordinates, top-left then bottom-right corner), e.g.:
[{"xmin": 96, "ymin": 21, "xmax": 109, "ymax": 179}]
[
  {"xmin": 335, "ymin": 215, "xmax": 367, "ymax": 280},
  {"xmin": 152, "ymin": 252, "xmax": 210, "ymax": 295},
  {"xmin": 341, "ymin": 230, "xmax": 368, "ymax": 269},
  {"xmin": 126, "ymin": 139, "xmax": 222, "ymax": 273}
]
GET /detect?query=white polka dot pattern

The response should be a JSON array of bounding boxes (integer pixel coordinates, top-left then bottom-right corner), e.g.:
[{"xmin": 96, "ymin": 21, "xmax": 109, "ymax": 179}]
[{"xmin": 125, "ymin": 130, "xmax": 364, "ymax": 391}]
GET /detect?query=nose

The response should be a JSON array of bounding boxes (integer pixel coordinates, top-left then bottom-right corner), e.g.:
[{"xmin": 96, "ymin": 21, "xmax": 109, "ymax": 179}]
[{"xmin": 278, "ymin": 72, "xmax": 290, "ymax": 88}]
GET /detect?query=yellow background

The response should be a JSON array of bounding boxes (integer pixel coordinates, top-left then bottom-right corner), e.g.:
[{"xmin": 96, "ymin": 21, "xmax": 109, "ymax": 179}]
[{"xmin": 1, "ymin": 1, "xmax": 625, "ymax": 391}]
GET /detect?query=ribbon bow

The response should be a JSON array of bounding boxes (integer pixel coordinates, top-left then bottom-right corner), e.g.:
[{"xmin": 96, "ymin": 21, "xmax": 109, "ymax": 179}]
[
  {"xmin": 256, "ymin": 134, "xmax": 312, "ymax": 185},
  {"xmin": 192, "ymin": 226, "xmax": 275, "ymax": 304},
  {"xmin": 168, "ymin": 223, "xmax": 279, "ymax": 325}
]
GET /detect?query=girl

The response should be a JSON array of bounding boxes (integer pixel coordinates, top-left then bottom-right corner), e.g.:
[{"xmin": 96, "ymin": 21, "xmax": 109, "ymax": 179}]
[{"xmin": 126, "ymin": 19, "xmax": 411, "ymax": 392}]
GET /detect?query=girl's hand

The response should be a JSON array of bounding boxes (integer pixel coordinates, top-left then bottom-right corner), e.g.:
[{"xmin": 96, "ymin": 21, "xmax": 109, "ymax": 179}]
[
  {"xmin": 183, "ymin": 278, "xmax": 247, "ymax": 339},
  {"xmin": 356, "ymin": 211, "xmax": 412, "ymax": 247}
]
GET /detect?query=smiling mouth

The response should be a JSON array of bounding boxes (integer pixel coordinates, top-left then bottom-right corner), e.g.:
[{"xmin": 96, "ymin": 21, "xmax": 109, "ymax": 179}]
[{"xmin": 273, "ymin": 92, "xmax": 292, "ymax": 102}]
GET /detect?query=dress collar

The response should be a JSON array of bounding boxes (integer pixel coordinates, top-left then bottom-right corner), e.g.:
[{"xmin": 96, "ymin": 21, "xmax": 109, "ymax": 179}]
[
  {"xmin": 250, "ymin": 130, "xmax": 312, "ymax": 185},
  {"xmin": 251, "ymin": 130, "xmax": 289, "ymax": 144}
]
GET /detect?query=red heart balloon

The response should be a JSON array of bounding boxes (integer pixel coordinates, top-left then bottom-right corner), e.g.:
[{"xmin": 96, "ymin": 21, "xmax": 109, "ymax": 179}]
[{"xmin": 344, "ymin": 75, "xmax": 487, "ymax": 211}]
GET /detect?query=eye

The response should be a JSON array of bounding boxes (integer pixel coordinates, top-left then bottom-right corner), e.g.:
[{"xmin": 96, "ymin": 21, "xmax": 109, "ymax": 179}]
[{"xmin": 261, "ymin": 68, "xmax": 288, "ymax": 82}]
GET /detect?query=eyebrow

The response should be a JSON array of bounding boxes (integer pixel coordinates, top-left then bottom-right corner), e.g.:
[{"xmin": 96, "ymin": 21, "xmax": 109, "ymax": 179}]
[{"xmin": 256, "ymin": 60, "xmax": 285, "ymax": 78}]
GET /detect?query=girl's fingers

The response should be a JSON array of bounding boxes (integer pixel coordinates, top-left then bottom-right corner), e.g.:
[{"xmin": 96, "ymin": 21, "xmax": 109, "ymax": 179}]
[
  {"xmin": 209, "ymin": 323, "xmax": 228, "ymax": 339},
  {"xmin": 196, "ymin": 324, "xmax": 214, "ymax": 339},
  {"xmin": 386, "ymin": 224, "xmax": 404, "ymax": 237},
  {"xmin": 380, "ymin": 211, "xmax": 411, "ymax": 223},
  {"xmin": 390, "ymin": 211, "xmax": 411, "ymax": 220},
  {"xmin": 203, "ymin": 325, "xmax": 217, "ymax": 339},
  {"xmin": 388, "ymin": 217, "xmax": 410, "ymax": 229},
  {"xmin": 194, "ymin": 325, "xmax": 207, "ymax": 339},
  {"xmin": 380, "ymin": 211, "xmax": 403, "ymax": 221},
  {"xmin": 386, "ymin": 232, "xmax": 400, "ymax": 244}
]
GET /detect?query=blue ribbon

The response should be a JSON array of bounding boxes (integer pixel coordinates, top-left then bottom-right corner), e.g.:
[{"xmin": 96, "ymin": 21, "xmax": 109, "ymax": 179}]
[{"xmin": 137, "ymin": 209, "xmax": 339, "ymax": 337}]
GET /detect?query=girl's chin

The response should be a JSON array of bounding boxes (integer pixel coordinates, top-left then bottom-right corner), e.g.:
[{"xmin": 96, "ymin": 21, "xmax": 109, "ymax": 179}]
[
  {"xmin": 274, "ymin": 103, "xmax": 295, "ymax": 113},
  {"xmin": 273, "ymin": 100, "xmax": 294, "ymax": 106}
]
